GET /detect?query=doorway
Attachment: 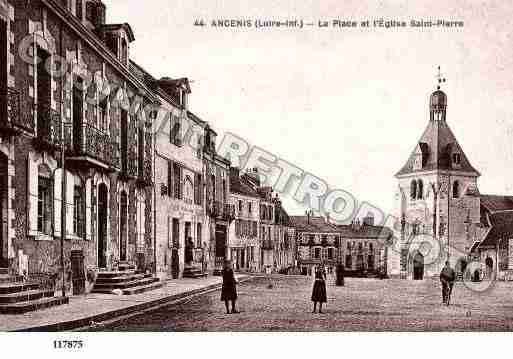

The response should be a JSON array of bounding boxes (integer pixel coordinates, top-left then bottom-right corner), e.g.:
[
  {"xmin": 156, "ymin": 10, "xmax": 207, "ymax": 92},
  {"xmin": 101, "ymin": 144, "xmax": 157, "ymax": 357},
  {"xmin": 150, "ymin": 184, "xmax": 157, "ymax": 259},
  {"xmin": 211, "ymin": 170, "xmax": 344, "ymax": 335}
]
[
  {"xmin": 119, "ymin": 191, "xmax": 128, "ymax": 262},
  {"xmin": 0, "ymin": 153, "xmax": 7, "ymax": 268},
  {"xmin": 97, "ymin": 184, "xmax": 108, "ymax": 269},
  {"xmin": 215, "ymin": 225, "xmax": 227, "ymax": 267},
  {"xmin": 412, "ymin": 252, "xmax": 424, "ymax": 280},
  {"xmin": 485, "ymin": 257, "xmax": 494, "ymax": 279}
]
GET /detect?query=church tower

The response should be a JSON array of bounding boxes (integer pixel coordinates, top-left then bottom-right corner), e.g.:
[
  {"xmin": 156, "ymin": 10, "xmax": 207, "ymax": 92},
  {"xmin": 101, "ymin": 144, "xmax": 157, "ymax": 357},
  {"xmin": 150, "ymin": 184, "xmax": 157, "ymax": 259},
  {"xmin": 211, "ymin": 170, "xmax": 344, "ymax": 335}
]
[{"xmin": 391, "ymin": 68, "xmax": 481, "ymax": 280}]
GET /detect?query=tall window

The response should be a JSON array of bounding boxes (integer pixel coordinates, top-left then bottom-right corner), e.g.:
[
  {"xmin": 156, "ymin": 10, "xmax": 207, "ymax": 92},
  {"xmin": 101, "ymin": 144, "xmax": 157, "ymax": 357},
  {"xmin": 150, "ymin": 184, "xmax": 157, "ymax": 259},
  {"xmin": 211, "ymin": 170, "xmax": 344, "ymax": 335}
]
[
  {"xmin": 137, "ymin": 124, "xmax": 144, "ymax": 178},
  {"xmin": 170, "ymin": 116, "xmax": 181, "ymax": 146},
  {"xmin": 238, "ymin": 200, "xmax": 242, "ymax": 212},
  {"xmin": 120, "ymin": 38, "xmax": 128, "ymax": 65},
  {"xmin": 37, "ymin": 47, "xmax": 51, "ymax": 133},
  {"xmin": 452, "ymin": 181, "xmax": 460, "ymax": 199},
  {"xmin": 452, "ymin": 153, "xmax": 461, "ymax": 165},
  {"xmin": 75, "ymin": 0, "xmax": 83, "ymax": 20},
  {"xmin": 194, "ymin": 173, "xmax": 202, "ymax": 205},
  {"xmin": 196, "ymin": 223, "xmax": 202, "ymax": 248},
  {"xmin": 73, "ymin": 179, "xmax": 85, "ymax": 239},
  {"xmin": 327, "ymin": 248, "xmax": 334, "ymax": 260},
  {"xmin": 173, "ymin": 163, "xmax": 182, "ymax": 199},
  {"xmin": 314, "ymin": 248, "xmax": 321, "ymax": 259},
  {"xmin": 222, "ymin": 179, "xmax": 226, "ymax": 203},
  {"xmin": 120, "ymin": 109, "xmax": 128, "ymax": 173},
  {"xmin": 37, "ymin": 165, "xmax": 53, "ymax": 235},
  {"xmin": 172, "ymin": 218, "xmax": 179, "ymax": 248},
  {"xmin": 248, "ymin": 202, "xmax": 252, "ymax": 214},
  {"xmin": 417, "ymin": 180, "xmax": 423, "ymax": 200},
  {"xmin": 410, "ymin": 180, "xmax": 417, "ymax": 200},
  {"xmin": 0, "ymin": 19, "xmax": 6, "ymax": 124},
  {"xmin": 211, "ymin": 174, "xmax": 216, "ymax": 202},
  {"xmin": 99, "ymin": 99, "xmax": 108, "ymax": 133}
]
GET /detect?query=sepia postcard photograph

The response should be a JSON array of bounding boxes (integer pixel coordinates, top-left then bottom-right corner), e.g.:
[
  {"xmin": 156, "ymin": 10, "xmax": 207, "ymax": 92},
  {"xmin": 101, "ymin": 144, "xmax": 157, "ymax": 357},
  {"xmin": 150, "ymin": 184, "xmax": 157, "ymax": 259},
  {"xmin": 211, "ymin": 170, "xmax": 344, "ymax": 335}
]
[{"xmin": 0, "ymin": 0, "xmax": 512, "ymax": 356}]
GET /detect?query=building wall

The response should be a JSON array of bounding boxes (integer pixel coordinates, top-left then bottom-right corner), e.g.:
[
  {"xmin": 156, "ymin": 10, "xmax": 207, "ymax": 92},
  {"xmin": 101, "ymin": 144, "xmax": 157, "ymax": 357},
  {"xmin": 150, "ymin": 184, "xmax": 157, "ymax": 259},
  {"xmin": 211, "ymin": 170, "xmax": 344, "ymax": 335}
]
[
  {"xmin": 6, "ymin": 1, "xmax": 154, "ymax": 293},
  {"xmin": 393, "ymin": 172, "xmax": 480, "ymax": 279},
  {"xmin": 228, "ymin": 192, "xmax": 260, "ymax": 272}
]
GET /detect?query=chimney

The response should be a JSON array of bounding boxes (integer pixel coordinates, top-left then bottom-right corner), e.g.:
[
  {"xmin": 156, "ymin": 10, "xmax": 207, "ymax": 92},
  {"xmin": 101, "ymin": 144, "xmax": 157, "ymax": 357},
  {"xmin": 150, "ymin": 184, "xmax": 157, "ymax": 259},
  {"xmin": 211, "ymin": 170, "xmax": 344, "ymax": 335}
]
[
  {"xmin": 306, "ymin": 210, "xmax": 310, "ymax": 224},
  {"xmin": 326, "ymin": 213, "xmax": 330, "ymax": 224}
]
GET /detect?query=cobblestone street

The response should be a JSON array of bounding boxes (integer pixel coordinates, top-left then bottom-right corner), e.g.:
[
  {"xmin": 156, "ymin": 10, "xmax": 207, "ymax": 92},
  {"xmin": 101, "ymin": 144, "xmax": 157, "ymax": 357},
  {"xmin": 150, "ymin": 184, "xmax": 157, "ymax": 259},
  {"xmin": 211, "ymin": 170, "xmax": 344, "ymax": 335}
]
[{"xmin": 95, "ymin": 275, "xmax": 513, "ymax": 331}]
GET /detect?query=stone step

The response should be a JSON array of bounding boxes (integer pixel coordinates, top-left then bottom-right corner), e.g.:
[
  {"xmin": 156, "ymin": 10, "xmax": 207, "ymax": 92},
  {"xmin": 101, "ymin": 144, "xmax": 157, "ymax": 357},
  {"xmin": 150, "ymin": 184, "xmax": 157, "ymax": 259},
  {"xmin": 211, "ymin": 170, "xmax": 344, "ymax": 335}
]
[
  {"xmin": 183, "ymin": 267, "xmax": 208, "ymax": 279},
  {"xmin": 0, "ymin": 282, "xmax": 40, "ymax": 295},
  {"xmin": 0, "ymin": 296, "xmax": 69, "ymax": 315},
  {"xmin": 118, "ymin": 262, "xmax": 136, "ymax": 272},
  {"xmin": 95, "ymin": 273, "xmax": 151, "ymax": 284},
  {"xmin": 96, "ymin": 270, "xmax": 137, "ymax": 279},
  {"xmin": 121, "ymin": 281, "xmax": 164, "ymax": 295},
  {"xmin": 0, "ymin": 289, "xmax": 53, "ymax": 304},
  {"xmin": 91, "ymin": 277, "xmax": 159, "ymax": 293}
]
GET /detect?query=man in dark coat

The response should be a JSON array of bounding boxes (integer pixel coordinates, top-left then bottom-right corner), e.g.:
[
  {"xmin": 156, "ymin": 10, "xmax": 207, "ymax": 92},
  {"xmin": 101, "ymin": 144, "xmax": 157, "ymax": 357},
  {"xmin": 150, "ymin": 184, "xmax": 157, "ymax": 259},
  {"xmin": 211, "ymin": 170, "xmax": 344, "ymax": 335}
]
[
  {"xmin": 440, "ymin": 261, "xmax": 456, "ymax": 305},
  {"xmin": 221, "ymin": 260, "xmax": 238, "ymax": 314}
]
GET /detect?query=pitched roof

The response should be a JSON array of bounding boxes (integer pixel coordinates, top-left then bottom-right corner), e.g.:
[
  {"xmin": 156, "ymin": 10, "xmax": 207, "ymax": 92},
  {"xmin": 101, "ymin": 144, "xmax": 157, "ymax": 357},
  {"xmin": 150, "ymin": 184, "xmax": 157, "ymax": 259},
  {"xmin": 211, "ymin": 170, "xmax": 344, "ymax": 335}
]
[
  {"xmin": 229, "ymin": 172, "xmax": 259, "ymax": 198},
  {"xmin": 289, "ymin": 216, "xmax": 339, "ymax": 233},
  {"xmin": 396, "ymin": 119, "xmax": 480, "ymax": 177},
  {"xmin": 479, "ymin": 211, "xmax": 513, "ymax": 247},
  {"xmin": 335, "ymin": 224, "xmax": 393, "ymax": 239},
  {"xmin": 479, "ymin": 194, "xmax": 513, "ymax": 213}
]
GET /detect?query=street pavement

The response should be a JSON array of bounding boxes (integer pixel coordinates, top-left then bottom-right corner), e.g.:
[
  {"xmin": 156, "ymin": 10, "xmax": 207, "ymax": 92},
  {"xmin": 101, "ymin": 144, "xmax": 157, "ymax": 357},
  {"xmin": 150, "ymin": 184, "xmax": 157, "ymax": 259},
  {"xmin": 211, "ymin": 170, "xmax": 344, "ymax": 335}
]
[{"xmin": 94, "ymin": 274, "xmax": 513, "ymax": 331}]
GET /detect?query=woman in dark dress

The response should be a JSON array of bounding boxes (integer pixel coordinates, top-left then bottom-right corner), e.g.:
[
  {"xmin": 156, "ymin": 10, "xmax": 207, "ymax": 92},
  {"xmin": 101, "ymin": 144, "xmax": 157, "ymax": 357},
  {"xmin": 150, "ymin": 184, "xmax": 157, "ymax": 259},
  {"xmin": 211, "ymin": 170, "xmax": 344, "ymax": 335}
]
[
  {"xmin": 221, "ymin": 260, "xmax": 238, "ymax": 314},
  {"xmin": 311, "ymin": 265, "xmax": 327, "ymax": 313}
]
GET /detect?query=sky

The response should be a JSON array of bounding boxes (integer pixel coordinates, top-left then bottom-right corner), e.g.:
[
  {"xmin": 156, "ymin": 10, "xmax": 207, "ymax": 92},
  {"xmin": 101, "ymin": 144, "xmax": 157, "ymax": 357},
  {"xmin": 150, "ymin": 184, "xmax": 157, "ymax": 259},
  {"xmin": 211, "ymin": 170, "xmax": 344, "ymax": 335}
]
[{"xmin": 104, "ymin": 0, "xmax": 513, "ymax": 218}]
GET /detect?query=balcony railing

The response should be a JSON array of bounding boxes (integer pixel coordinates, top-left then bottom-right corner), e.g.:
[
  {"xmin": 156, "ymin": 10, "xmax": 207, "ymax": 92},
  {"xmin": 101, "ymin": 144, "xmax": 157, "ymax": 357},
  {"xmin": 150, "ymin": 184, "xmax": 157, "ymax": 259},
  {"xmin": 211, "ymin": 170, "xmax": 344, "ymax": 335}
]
[
  {"xmin": 1, "ymin": 88, "xmax": 36, "ymax": 134},
  {"xmin": 35, "ymin": 104, "xmax": 61, "ymax": 149},
  {"xmin": 208, "ymin": 201, "xmax": 236, "ymax": 222},
  {"xmin": 66, "ymin": 122, "xmax": 119, "ymax": 168}
]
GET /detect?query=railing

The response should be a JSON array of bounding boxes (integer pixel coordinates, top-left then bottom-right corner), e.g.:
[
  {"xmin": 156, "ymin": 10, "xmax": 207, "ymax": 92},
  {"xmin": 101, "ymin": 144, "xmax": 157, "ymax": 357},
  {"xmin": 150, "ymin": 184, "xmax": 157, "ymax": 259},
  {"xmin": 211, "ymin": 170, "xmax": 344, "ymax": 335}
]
[
  {"xmin": 36, "ymin": 104, "xmax": 61, "ymax": 148},
  {"xmin": 67, "ymin": 122, "xmax": 119, "ymax": 167},
  {"xmin": 1, "ymin": 88, "xmax": 36, "ymax": 133},
  {"xmin": 209, "ymin": 201, "xmax": 236, "ymax": 221}
]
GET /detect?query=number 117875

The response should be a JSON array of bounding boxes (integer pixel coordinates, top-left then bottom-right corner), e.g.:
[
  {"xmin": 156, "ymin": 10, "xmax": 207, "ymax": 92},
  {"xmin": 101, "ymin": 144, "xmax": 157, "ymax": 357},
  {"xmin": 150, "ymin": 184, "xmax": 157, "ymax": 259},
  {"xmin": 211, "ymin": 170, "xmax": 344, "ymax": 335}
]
[{"xmin": 53, "ymin": 340, "xmax": 84, "ymax": 349}]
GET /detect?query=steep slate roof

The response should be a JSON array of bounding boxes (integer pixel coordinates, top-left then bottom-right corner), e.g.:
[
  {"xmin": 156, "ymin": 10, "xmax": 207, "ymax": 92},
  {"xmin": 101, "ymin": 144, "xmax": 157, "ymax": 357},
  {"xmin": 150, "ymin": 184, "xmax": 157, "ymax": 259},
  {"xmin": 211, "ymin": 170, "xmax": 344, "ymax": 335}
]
[
  {"xmin": 229, "ymin": 172, "xmax": 259, "ymax": 198},
  {"xmin": 396, "ymin": 117, "xmax": 480, "ymax": 177},
  {"xmin": 479, "ymin": 211, "xmax": 513, "ymax": 247},
  {"xmin": 289, "ymin": 216, "xmax": 339, "ymax": 233},
  {"xmin": 479, "ymin": 194, "xmax": 513, "ymax": 213}
]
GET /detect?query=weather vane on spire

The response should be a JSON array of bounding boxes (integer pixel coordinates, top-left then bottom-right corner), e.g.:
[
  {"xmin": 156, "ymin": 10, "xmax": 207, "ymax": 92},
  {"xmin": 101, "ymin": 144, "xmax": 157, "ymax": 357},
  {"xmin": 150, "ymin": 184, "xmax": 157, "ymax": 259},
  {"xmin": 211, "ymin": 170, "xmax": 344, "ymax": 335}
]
[{"xmin": 436, "ymin": 65, "xmax": 446, "ymax": 90}]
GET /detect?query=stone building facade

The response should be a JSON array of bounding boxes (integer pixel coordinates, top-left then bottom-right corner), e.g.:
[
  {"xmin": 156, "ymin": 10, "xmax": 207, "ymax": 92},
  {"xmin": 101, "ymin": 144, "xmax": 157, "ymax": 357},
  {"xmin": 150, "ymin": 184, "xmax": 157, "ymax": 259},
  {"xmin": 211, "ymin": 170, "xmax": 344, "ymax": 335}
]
[
  {"xmin": 391, "ymin": 82, "xmax": 513, "ymax": 281},
  {"xmin": 292, "ymin": 214, "xmax": 390, "ymax": 276},
  {"xmin": 0, "ymin": 0, "xmax": 156, "ymax": 292},
  {"xmin": 228, "ymin": 167, "xmax": 260, "ymax": 272}
]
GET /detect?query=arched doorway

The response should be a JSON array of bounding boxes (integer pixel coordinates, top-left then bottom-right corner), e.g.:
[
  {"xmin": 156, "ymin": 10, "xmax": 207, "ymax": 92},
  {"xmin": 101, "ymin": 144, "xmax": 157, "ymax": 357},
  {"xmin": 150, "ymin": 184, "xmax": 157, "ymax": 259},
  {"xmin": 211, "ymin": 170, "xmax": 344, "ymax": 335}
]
[
  {"xmin": 457, "ymin": 258, "xmax": 468, "ymax": 279},
  {"xmin": 485, "ymin": 257, "xmax": 494, "ymax": 279},
  {"xmin": 119, "ymin": 191, "xmax": 128, "ymax": 262},
  {"xmin": 97, "ymin": 184, "xmax": 108, "ymax": 269},
  {"xmin": 412, "ymin": 252, "xmax": 424, "ymax": 280},
  {"xmin": 0, "ymin": 153, "xmax": 7, "ymax": 268}
]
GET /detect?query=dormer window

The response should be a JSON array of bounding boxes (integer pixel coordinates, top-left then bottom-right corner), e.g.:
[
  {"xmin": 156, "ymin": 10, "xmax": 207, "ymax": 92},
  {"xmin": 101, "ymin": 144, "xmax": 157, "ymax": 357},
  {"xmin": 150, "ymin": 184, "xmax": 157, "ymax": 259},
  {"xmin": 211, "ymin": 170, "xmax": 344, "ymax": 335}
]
[
  {"xmin": 452, "ymin": 153, "xmax": 461, "ymax": 166},
  {"xmin": 121, "ymin": 38, "xmax": 128, "ymax": 65}
]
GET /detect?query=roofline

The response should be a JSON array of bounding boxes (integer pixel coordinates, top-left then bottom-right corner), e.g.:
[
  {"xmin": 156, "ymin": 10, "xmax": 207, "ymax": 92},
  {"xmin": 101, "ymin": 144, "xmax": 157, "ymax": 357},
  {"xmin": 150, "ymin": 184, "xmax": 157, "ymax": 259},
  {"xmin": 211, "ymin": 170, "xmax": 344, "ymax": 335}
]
[{"xmin": 395, "ymin": 169, "xmax": 481, "ymax": 179}]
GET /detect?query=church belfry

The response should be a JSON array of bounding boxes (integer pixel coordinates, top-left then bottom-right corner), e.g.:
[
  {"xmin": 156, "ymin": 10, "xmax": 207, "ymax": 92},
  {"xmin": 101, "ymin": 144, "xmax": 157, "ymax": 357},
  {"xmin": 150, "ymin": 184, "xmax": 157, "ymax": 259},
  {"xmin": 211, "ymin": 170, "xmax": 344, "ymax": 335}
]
[
  {"xmin": 430, "ymin": 66, "xmax": 447, "ymax": 122},
  {"xmin": 390, "ymin": 67, "xmax": 481, "ymax": 280}
]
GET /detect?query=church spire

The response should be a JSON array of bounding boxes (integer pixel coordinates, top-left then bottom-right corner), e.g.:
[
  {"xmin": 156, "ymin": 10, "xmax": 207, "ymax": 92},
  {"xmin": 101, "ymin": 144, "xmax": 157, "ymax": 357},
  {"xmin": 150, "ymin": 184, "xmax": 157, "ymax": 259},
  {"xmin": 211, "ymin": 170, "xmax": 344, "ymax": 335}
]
[{"xmin": 430, "ymin": 66, "xmax": 447, "ymax": 122}]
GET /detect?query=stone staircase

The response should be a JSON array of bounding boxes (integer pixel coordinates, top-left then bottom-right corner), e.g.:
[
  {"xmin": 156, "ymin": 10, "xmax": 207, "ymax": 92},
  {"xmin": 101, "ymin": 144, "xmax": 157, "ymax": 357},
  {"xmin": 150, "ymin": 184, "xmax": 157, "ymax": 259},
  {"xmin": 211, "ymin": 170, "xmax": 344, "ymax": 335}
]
[
  {"xmin": 91, "ymin": 263, "xmax": 163, "ymax": 295},
  {"xmin": 0, "ymin": 273, "xmax": 69, "ymax": 314},
  {"xmin": 182, "ymin": 265, "xmax": 208, "ymax": 279}
]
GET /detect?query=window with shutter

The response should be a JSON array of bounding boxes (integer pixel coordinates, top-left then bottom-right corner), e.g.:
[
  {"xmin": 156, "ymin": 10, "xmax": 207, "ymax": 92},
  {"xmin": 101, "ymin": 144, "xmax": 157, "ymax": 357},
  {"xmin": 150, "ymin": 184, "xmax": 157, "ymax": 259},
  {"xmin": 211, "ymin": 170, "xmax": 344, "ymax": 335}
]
[{"xmin": 167, "ymin": 161, "xmax": 172, "ymax": 197}]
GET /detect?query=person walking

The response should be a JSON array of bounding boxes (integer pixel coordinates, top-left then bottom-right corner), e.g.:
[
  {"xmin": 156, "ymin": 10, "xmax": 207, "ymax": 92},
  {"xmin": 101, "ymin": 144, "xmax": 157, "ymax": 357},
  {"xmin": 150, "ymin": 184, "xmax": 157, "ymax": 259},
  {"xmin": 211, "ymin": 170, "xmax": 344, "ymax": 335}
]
[
  {"xmin": 311, "ymin": 264, "xmax": 327, "ymax": 313},
  {"xmin": 221, "ymin": 259, "xmax": 239, "ymax": 314},
  {"xmin": 440, "ymin": 261, "xmax": 456, "ymax": 305}
]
